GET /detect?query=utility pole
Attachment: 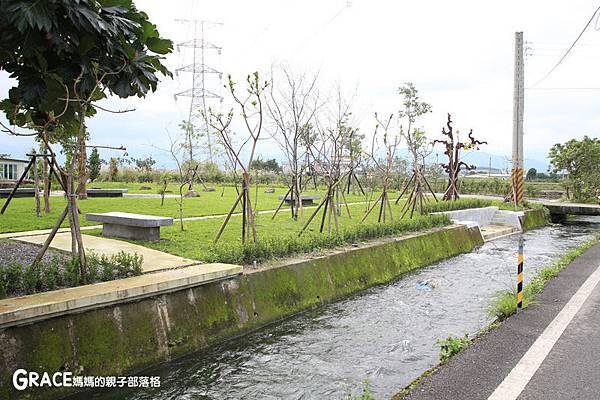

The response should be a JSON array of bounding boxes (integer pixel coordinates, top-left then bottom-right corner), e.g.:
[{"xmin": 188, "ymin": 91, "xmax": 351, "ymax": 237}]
[
  {"xmin": 511, "ymin": 31, "xmax": 525, "ymax": 205},
  {"xmin": 174, "ymin": 19, "xmax": 223, "ymax": 167}
]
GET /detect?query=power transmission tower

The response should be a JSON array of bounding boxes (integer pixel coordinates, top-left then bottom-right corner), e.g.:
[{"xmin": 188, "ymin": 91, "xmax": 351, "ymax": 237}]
[
  {"xmin": 511, "ymin": 31, "xmax": 525, "ymax": 206},
  {"xmin": 174, "ymin": 19, "xmax": 223, "ymax": 165}
]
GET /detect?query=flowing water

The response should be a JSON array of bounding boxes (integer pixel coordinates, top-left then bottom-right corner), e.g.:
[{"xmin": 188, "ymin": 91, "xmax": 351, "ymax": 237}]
[{"xmin": 77, "ymin": 218, "xmax": 600, "ymax": 400}]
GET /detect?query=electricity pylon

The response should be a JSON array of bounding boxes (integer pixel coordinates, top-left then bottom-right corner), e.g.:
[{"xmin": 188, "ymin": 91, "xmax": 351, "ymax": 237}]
[{"xmin": 174, "ymin": 19, "xmax": 223, "ymax": 165}]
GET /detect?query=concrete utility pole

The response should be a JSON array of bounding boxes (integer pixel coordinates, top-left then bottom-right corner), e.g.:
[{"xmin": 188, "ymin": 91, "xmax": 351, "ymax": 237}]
[
  {"xmin": 174, "ymin": 19, "xmax": 223, "ymax": 165},
  {"xmin": 511, "ymin": 31, "xmax": 525, "ymax": 205}
]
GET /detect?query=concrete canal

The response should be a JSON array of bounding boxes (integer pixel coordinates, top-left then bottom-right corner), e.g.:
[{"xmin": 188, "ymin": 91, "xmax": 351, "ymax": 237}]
[{"xmin": 73, "ymin": 218, "xmax": 600, "ymax": 399}]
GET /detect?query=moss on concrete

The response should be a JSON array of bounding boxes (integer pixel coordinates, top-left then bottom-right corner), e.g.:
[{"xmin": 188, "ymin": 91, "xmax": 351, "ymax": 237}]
[
  {"xmin": 0, "ymin": 225, "xmax": 483, "ymax": 400},
  {"xmin": 521, "ymin": 208, "xmax": 549, "ymax": 231}
]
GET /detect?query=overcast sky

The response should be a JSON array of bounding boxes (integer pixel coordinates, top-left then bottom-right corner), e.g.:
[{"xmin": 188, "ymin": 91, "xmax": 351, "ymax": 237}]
[{"xmin": 2, "ymin": 0, "xmax": 600, "ymax": 170}]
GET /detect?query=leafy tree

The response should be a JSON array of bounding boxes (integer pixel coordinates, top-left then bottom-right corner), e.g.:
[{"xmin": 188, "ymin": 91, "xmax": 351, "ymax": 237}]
[
  {"xmin": 526, "ymin": 168, "xmax": 537, "ymax": 181},
  {"xmin": 251, "ymin": 158, "xmax": 281, "ymax": 173},
  {"xmin": 0, "ymin": 0, "xmax": 172, "ymax": 279},
  {"xmin": 133, "ymin": 156, "xmax": 156, "ymax": 173},
  {"xmin": 87, "ymin": 147, "xmax": 102, "ymax": 182},
  {"xmin": 549, "ymin": 136, "xmax": 600, "ymax": 200}
]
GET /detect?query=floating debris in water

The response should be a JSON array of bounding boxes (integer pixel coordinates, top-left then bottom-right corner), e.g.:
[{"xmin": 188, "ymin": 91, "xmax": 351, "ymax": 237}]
[{"xmin": 416, "ymin": 279, "xmax": 438, "ymax": 291}]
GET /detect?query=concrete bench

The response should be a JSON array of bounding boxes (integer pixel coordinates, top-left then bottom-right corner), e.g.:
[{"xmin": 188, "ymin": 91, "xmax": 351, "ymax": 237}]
[
  {"xmin": 0, "ymin": 188, "xmax": 36, "ymax": 198},
  {"xmin": 86, "ymin": 212, "xmax": 173, "ymax": 241},
  {"xmin": 86, "ymin": 188, "xmax": 128, "ymax": 198},
  {"xmin": 277, "ymin": 194, "xmax": 321, "ymax": 206}
]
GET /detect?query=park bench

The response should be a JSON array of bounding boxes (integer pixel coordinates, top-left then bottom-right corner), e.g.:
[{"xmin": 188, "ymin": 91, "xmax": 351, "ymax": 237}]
[
  {"xmin": 86, "ymin": 188, "xmax": 128, "ymax": 197},
  {"xmin": 277, "ymin": 194, "xmax": 321, "ymax": 206},
  {"xmin": 86, "ymin": 212, "xmax": 173, "ymax": 241},
  {"xmin": 0, "ymin": 188, "xmax": 35, "ymax": 198}
]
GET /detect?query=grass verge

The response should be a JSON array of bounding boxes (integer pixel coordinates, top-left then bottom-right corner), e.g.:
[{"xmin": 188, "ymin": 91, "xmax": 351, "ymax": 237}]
[{"xmin": 489, "ymin": 230, "xmax": 600, "ymax": 320}]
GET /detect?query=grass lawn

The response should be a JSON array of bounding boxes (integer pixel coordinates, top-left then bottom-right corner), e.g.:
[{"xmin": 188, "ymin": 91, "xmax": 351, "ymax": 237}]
[
  {"xmin": 96, "ymin": 198, "xmax": 449, "ymax": 263},
  {"xmin": 0, "ymin": 185, "xmax": 379, "ymax": 233}
]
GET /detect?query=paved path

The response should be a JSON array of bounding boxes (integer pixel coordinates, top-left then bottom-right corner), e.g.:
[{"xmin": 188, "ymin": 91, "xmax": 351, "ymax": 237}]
[
  {"xmin": 14, "ymin": 233, "xmax": 198, "ymax": 273},
  {"xmin": 400, "ymin": 242, "xmax": 600, "ymax": 400}
]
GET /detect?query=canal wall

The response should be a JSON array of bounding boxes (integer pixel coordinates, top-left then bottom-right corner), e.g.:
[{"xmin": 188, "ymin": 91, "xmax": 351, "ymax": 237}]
[
  {"xmin": 521, "ymin": 208, "xmax": 549, "ymax": 231},
  {"xmin": 0, "ymin": 225, "xmax": 483, "ymax": 399}
]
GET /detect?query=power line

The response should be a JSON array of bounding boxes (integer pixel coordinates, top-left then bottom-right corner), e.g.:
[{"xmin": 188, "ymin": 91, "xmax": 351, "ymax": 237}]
[{"xmin": 529, "ymin": 5, "xmax": 600, "ymax": 88}]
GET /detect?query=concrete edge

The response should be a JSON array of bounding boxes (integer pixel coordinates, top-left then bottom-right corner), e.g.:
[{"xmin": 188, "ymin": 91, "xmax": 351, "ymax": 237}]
[{"xmin": 0, "ymin": 263, "xmax": 242, "ymax": 329}]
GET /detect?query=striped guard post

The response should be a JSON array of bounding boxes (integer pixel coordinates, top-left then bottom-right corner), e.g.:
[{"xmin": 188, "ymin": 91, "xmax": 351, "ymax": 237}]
[{"xmin": 517, "ymin": 235, "xmax": 524, "ymax": 312}]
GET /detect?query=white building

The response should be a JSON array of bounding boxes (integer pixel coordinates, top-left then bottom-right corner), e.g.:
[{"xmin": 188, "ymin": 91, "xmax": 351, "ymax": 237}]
[{"xmin": 0, "ymin": 157, "xmax": 29, "ymax": 182}]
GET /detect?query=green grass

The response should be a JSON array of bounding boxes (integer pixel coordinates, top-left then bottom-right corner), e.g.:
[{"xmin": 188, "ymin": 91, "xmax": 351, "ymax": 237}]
[
  {"xmin": 0, "ymin": 185, "xmax": 373, "ymax": 233},
  {"xmin": 87, "ymin": 200, "xmax": 451, "ymax": 264},
  {"xmin": 489, "ymin": 230, "xmax": 600, "ymax": 320}
]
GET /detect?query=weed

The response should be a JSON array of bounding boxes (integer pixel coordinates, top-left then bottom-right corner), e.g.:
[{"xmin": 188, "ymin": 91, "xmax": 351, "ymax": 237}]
[{"xmin": 437, "ymin": 334, "xmax": 471, "ymax": 363}]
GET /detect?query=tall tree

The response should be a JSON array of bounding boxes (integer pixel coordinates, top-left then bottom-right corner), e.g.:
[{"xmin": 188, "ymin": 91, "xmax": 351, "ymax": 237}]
[{"xmin": 0, "ymin": 0, "xmax": 172, "ymax": 279}]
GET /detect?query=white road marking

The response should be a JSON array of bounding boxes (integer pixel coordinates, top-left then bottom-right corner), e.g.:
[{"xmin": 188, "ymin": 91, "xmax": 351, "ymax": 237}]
[{"xmin": 488, "ymin": 263, "xmax": 600, "ymax": 400}]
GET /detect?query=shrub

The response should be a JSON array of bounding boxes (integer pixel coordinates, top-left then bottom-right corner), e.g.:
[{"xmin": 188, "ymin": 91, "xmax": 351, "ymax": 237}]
[
  {"xmin": 206, "ymin": 214, "xmax": 451, "ymax": 264},
  {"xmin": 422, "ymin": 198, "xmax": 494, "ymax": 214},
  {"xmin": 0, "ymin": 252, "xmax": 144, "ymax": 299}
]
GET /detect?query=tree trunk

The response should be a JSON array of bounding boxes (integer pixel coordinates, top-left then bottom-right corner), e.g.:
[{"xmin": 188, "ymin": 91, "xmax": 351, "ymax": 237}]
[
  {"xmin": 76, "ymin": 135, "xmax": 88, "ymax": 199},
  {"xmin": 33, "ymin": 154, "xmax": 40, "ymax": 218},
  {"xmin": 43, "ymin": 137, "xmax": 51, "ymax": 214}
]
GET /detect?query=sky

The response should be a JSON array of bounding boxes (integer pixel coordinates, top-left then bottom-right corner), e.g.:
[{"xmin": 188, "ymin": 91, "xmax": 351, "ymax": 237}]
[{"xmin": 2, "ymin": 0, "xmax": 600, "ymax": 171}]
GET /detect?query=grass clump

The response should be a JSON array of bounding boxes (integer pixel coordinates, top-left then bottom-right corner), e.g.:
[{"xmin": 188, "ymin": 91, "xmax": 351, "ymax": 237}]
[
  {"xmin": 436, "ymin": 334, "xmax": 471, "ymax": 363},
  {"xmin": 205, "ymin": 214, "xmax": 451, "ymax": 264},
  {"xmin": 489, "ymin": 231, "xmax": 600, "ymax": 320},
  {"xmin": 0, "ymin": 251, "xmax": 143, "ymax": 299}
]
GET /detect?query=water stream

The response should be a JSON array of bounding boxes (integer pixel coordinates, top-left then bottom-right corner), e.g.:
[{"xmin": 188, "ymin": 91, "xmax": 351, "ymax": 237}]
[{"xmin": 76, "ymin": 218, "xmax": 600, "ymax": 400}]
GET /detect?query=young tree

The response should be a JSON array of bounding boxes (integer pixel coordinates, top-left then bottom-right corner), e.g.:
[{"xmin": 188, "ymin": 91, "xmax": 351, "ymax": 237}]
[
  {"xmin": 0, "ymin": 0, "xmax": 172, "ymax": 279},
  {"xmin": 361, "ymin": 113, "xmax": 400, "ymax": 223},
  {"xmin": 209, "ymin": 72, "xmax": 268, "ymax": 244},
  {"xmin": 267, "ymin": 67, "xmax": 320, "ymax": 222},
  {"xmin": 394, "ymin": 83, "xmax": 437, "ymax": 216},
  {"xmin": 299, "ymin": 87, "xmax": 357, "ymax": 235},
  {"xmin": 87, "ymin": 147, "xmax": 102, "ymax": 182}
]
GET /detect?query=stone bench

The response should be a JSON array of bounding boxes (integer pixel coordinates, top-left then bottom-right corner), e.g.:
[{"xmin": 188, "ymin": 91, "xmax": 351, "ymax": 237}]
[
  {"xmin": 86, "ymin": 212, "xmax": 173, "ymax": 241},
  {"xmin": 0, "ymin": 188, "xmax": 36, "ymax": 198},
  {"xmin": 86, "ymin": 188, "xmax": 128, "ymax": 198},
  {"xmin": 277, "ymin": 194, "xmax": 321, "ymax": 206}
]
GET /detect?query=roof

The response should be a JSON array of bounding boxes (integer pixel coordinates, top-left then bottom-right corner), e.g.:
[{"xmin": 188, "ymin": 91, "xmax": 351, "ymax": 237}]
[{"xmin": 0, "ymin": 157, "xmax": 29, "ymax": 163}]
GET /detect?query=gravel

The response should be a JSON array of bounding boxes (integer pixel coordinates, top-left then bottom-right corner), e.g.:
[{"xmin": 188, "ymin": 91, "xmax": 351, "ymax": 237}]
[{"xmin": 0, "ymin": 239, "xmax": 68, "ymax": 269}]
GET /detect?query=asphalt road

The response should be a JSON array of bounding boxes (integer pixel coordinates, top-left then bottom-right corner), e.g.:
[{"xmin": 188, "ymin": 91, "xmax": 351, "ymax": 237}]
[{"xmin": 401, "ymin": 242, "xmax": 600, "ymax": 400}]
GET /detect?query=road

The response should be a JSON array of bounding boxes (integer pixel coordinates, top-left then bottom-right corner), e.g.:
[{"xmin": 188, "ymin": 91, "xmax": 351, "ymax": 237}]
[{"xmin": 401, "ymin": 242, "xmax": 600, "ymax": 400}]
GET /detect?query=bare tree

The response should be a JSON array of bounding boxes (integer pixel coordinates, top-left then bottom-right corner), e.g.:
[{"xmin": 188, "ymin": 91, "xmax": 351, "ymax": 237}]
[
  {"xmin": 361, "ymin": 113, "xmax": 400, "ymax": 223},
  {"xmin": 209, "ymin": 72, "xmax": 268, "ymax": 244},
  {"xmin": 266, "ymin": 67, "xmax": 321, "ymax": 222},
  {"xmin": 433, "ymin": 113, "xmax": 487, "ymax": 201},
  {"xmin": 299, "ymin": 86, "xmax": 357, "ymax": 235}
]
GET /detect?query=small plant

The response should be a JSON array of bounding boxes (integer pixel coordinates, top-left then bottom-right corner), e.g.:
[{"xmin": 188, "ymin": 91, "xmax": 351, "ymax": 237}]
[
  {"xmin": 345, "ymin": 379, "xmax": 377, "ymax": 400},
  {"xmin": 437, "ymin": 334, "xmax": 471, "ymax": 363}
]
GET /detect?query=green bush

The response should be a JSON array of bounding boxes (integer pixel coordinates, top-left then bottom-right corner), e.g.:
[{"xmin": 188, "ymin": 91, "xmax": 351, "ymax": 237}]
[
  {"xmin": 0, "ymin": 252, "xmax": 144, "ymax": 299},
  {"xmin": 206, "ymin": 214, "xmax": 451, "ymax": 264}
]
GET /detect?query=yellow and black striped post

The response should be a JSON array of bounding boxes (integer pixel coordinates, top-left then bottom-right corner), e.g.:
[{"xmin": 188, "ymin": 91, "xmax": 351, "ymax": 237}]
[{"xmin": 517, "ymin": 235, "xmax": 524, "ymax": 312}]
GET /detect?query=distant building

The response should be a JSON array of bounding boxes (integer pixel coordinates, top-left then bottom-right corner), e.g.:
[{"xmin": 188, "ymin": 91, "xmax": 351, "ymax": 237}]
[{"xmin": 0, "ymin": 157, "xmax": 29, "ymax": 182}]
